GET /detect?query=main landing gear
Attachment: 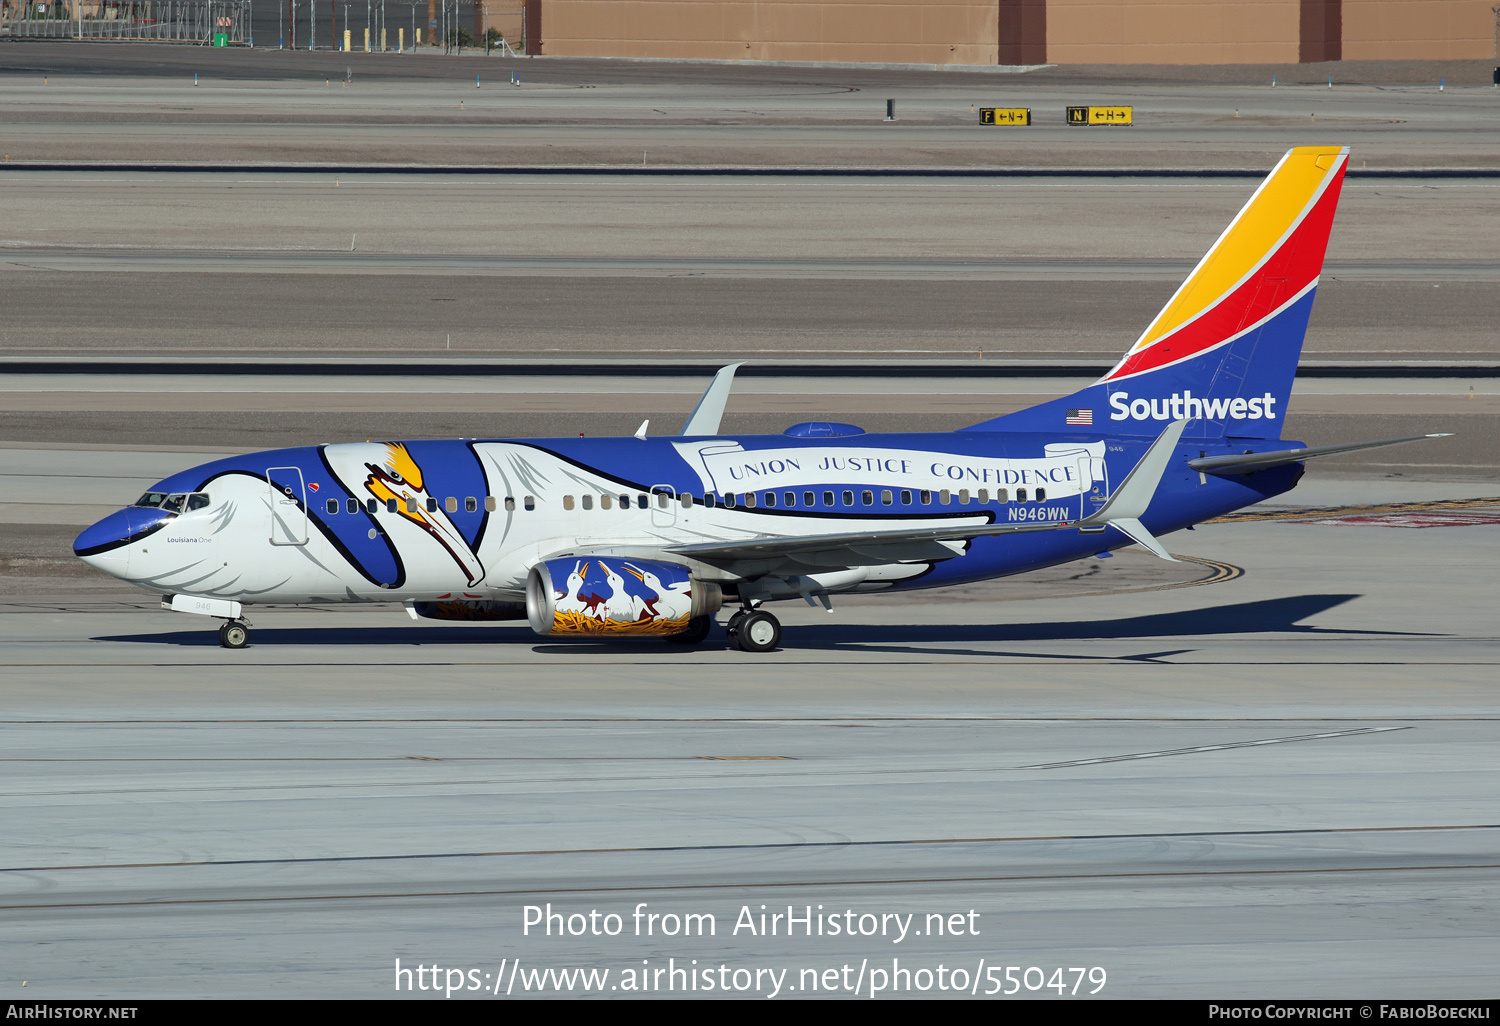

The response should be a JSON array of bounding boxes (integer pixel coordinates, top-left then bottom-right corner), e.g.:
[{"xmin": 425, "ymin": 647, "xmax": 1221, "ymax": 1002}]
[
  {"xmin": 666, "ymin": 603, "xmax": 782, "ymax": 653},
  {"xmin": 726, "ymin": 606, "xmax": 781, "ymax": 653},
  {"xmin": 217, "ymin": 620, "xmax": 250, "ymax": 649}
]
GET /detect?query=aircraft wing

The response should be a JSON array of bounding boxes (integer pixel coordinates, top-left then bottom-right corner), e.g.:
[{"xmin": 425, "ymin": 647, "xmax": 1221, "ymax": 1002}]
[
  {"xmin": 669, "ymin": 419, "xmax": 1192, "ymax": 573},
  {"xmin": 668, "ymin": 515, "xmax": 1081, "ymax": 572}
]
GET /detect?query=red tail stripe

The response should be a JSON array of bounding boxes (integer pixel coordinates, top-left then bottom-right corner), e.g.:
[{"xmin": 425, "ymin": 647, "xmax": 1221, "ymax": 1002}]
[{"xmin": 1105, "ymin": 176, "xmax": 1344, "ymax": 382}]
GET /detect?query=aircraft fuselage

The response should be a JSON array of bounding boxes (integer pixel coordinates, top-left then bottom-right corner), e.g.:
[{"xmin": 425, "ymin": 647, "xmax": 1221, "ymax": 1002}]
[{"xmin": 74, "ymin": 430, "xmax": 1299, "ymax": 607}]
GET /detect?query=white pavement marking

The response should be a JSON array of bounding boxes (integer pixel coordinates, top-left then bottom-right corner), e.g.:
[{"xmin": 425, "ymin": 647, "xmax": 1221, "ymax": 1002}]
[{"xmin": 1021, "ymin": 726, "xmax": 1410, "ymax": 769}]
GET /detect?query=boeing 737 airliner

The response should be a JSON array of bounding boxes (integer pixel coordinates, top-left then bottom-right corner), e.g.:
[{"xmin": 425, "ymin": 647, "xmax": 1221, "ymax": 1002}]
[{"xmin": 74, "ymin": 146, "xmax": 1441, "ymax": 651}]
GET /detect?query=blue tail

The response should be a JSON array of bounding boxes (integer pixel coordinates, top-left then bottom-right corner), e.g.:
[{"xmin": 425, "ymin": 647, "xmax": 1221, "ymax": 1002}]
[{"xmin": 964, "ymin": 146, "xmax": 1351, "ymax": 441}]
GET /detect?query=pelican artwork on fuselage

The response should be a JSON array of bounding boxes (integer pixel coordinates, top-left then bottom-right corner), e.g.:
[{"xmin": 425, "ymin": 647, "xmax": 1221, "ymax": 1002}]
[{"xmin": 75, "ymin": 147, "xmax": 1445, "ymax": 651}]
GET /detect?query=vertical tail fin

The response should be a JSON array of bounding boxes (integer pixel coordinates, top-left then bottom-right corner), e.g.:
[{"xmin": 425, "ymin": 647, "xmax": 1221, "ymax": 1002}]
[{"xmin": 967, "ymin": 146, "xmax": 1350, "ymax": 439}]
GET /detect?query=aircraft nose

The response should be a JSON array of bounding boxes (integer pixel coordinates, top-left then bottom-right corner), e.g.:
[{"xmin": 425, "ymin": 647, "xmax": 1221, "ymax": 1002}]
[{"xmin": 73, "ymin": 507, "xmax": 170, "ymax": 577}]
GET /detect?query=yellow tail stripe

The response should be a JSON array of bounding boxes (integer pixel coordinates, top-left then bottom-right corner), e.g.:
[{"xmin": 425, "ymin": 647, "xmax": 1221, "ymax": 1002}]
[{"xmin": 1130, "ymin": 146, "xmax": 1346, "ymax": 353}]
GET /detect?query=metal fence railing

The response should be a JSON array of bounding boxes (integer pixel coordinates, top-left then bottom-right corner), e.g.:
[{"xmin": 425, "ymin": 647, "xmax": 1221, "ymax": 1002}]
[{"xmin": 0, "ymin": 1, "xmax": 252, "ymax": 44}]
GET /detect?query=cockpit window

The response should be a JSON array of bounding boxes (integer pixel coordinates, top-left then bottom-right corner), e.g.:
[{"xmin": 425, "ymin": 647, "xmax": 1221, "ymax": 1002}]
[{"xmin": 136, "ymin": 491, "xmax": 206, "ymax": 512}]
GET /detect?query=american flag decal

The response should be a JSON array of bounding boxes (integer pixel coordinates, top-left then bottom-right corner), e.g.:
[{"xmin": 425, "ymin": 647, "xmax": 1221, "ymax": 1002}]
[{"xmin": 1065, "ymin": 409, "xmax": 1093, "ymax": 426}]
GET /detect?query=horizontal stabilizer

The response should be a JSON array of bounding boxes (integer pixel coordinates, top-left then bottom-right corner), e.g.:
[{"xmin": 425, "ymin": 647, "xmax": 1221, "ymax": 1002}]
[{"xmin": 1188, "ymin": 434, "xmax": 1451, "ymax": 476}]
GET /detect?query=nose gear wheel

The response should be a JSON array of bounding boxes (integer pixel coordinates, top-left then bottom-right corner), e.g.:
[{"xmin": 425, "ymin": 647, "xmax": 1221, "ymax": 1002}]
[{"xmin": 218, "ymin": 621, "xmax": 249, "ymax": 649}]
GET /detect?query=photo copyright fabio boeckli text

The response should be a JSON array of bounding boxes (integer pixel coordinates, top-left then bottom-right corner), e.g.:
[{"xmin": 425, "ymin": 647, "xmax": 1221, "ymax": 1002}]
[{"xmin": 392, "ymin": 902, "xmax": 1107, "ymax": 998}]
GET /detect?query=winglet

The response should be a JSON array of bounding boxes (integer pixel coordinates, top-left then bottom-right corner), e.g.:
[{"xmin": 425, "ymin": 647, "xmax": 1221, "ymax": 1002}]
[
  {"xmin": 1081, "ymin": 418, "xmax": 1190, "ymax": 561},
  {"xmin": 1087, "ymin": 418, "xmax": 1190, "ymax": 523},
  {"xmin": 1106, "ymin": 518, "xmax": 1176, "ymax": 561},
  {"xmin": 681, "ymin": 363, "xmax": 743, "ymax": 436}
]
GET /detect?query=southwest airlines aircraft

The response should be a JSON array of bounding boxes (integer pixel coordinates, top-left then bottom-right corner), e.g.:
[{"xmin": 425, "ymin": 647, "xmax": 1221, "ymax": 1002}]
[{"xmin": 75, "ymin": 147, "xmax": 1438, "ymax": 652}]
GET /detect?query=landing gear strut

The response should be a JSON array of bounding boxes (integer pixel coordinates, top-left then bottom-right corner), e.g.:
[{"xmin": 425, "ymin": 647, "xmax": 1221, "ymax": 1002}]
[
  {"xmin": 728, "ymin": 608, "xmax": 780, "ymax": 653},
  {"xmin": 217, "ymin": 620, "xmax": 249, "ymax": 649}
]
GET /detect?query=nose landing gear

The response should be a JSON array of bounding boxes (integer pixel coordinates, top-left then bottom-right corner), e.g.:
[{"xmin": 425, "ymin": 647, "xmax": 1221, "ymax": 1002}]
[{"xmin": 217, "ymin": 620, "xmax": 250, "ymax": 649}]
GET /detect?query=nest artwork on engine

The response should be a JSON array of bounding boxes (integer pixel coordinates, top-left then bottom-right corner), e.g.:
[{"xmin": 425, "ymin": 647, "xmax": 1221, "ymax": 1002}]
[{"xmin": 527, "ymin": 558, "xmax": 722, "ymax": 636}]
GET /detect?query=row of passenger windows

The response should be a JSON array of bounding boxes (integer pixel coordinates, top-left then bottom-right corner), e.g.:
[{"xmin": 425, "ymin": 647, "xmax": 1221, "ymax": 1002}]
[
  {"xmin": 699, "ymin": 487, "xmax": 1047, "ymax": 508},
  {"xmin": 323, "ymin": 487, "xmax": 1046, "ymax": 517},
  {"xmin": 328, "ymin": 496, "xmax": 500, "ymax": 515}
]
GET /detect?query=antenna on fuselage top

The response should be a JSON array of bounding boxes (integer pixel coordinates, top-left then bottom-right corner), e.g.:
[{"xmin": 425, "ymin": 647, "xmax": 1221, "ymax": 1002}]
[{"xmin": 634, "ymin": 419, "xmax": 650, "ymax": 440}]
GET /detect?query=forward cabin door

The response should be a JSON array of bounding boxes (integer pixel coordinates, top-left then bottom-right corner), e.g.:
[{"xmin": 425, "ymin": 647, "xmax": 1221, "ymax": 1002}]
[{"xmin": 267, "ymin": 466, "xmax": 309, "ymax": 545}]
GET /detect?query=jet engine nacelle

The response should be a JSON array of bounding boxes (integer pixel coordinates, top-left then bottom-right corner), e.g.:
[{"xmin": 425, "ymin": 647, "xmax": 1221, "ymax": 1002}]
[
  {"xmin": 412, "ymin": 598, "xmax": 528, "ymax": 621},
  {"xmin": 526, "ymin": 556, "xmax": 722, "ymax": 636}
]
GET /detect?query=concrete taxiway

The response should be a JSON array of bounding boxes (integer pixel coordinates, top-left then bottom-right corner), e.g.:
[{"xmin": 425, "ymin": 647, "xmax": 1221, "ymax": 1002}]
[
  {"xmin": 3, "ymin": 45, "xmax": 1500, "ymax": 169},
  {"xmin": 1, "ymin": 363, "xmax": 1494, "ymax": 481},
  {"xmin": 1, "ymin": 169, "xmax": 1497, "ymax": 474},
  {"xmin": 1, "ymin": 173, "xmax": 1496, "ymax": 362},
  {"xmin": 2, "ymin": 502, "xmax": 1498, "ymax": 997}
]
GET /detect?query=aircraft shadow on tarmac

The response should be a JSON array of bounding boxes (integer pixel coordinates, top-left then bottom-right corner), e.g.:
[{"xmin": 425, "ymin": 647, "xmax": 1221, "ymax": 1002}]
[{"xmin": 95, "ymin": 593, "xmax": 1436, "ymax": 653}]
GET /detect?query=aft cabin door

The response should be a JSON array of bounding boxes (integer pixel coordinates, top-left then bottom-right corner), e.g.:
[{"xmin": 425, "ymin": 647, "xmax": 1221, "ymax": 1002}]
[
  {"xmin": 267, "ymin": 466, "xmax": 309, "ymax": 545},
  {"xmin": 1081, "ymin": 455, "xmax": 1107, "ymax": 518}
]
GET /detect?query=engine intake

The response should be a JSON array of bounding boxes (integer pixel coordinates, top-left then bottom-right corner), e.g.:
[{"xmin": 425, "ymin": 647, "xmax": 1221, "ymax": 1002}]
[{"xmin": 527, "ymin": 557, "xmax": 721, "ymax": 636}]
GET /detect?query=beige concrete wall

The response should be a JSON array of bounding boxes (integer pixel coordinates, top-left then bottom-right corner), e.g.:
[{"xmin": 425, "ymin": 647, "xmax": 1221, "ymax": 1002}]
[
  {"xmin": 536, "ymin": 1, "xmax": 1494, "ymax": 67},
  {"xmin": 1342, "ymin": 0, "xmax": 1494, "ymax": 60},
  {"xmin": 541, "ymin": 1, "xmax": 1000, "ymax": 65},
  {"xmin": 1046, "ymin": 0, "xmax": 1301, "ymax": 64}
]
